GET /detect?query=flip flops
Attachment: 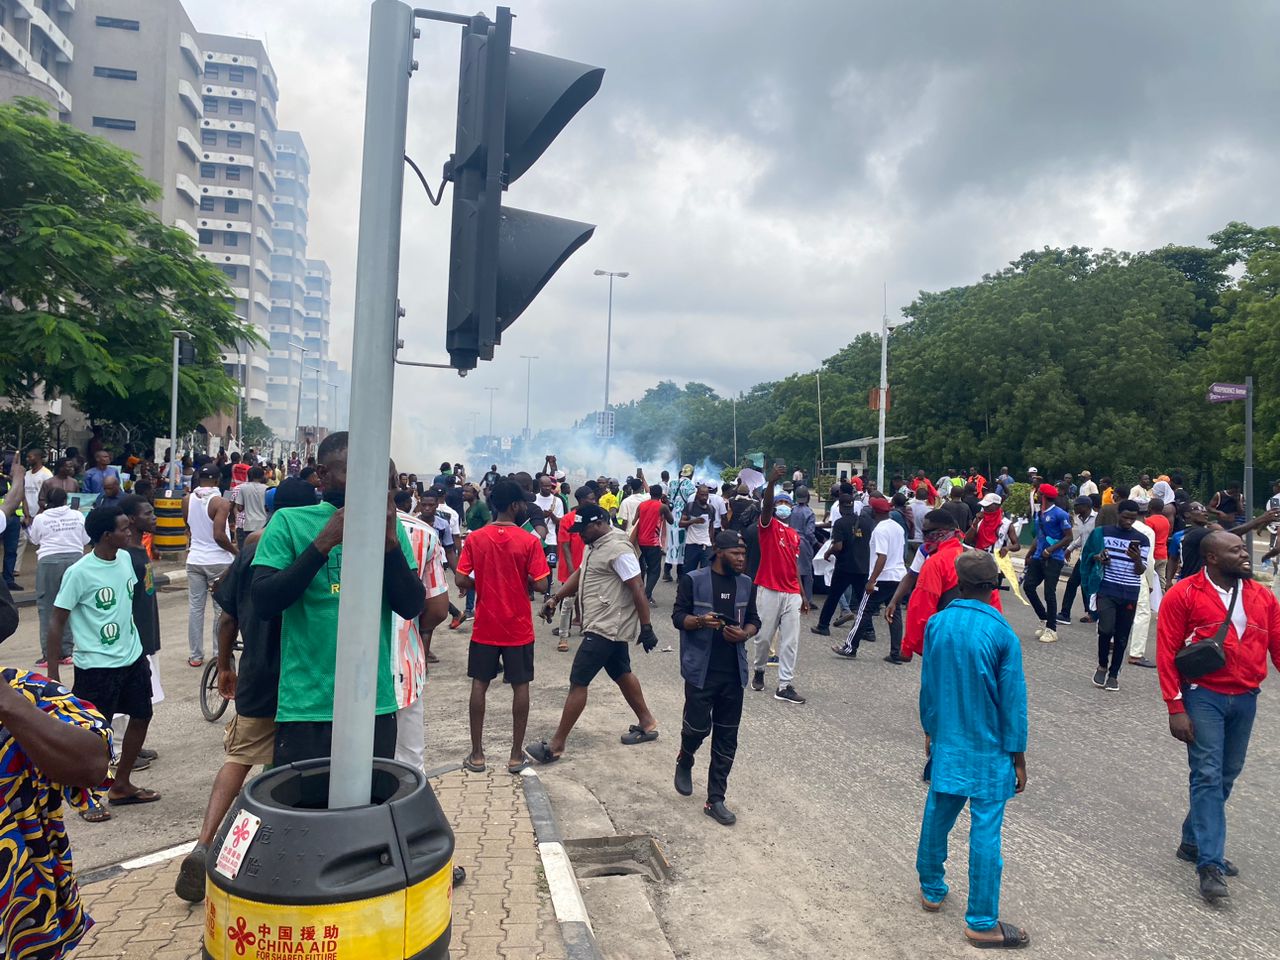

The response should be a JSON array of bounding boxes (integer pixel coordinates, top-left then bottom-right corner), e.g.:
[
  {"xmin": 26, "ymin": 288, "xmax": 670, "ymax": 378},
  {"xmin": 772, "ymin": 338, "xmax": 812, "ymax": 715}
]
[
  {"xmin": 524, "ymin": 740, "xmax": 561, "ymax": 764},
  {"xmin": 462, "ymin": 756, "xmax": 486, "ymax": 773},
  {"xmin": 965, "ymin": 921, "xmax": 1030, "ymax": 950},
  {"xmin": 620, "ymin": 725, "xmax": 659, "ymax": 745},
  {"xmin": 110, "ymin": 787, "xmax": 161, "ymax": 806}
]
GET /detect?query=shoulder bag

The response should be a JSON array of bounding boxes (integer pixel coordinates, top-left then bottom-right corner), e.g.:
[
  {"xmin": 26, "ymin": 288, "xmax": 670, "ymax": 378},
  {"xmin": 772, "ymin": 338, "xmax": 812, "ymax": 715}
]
[{"xmin": 1175, "ymin": 581, "xmax": 1237, "ymax": 681}]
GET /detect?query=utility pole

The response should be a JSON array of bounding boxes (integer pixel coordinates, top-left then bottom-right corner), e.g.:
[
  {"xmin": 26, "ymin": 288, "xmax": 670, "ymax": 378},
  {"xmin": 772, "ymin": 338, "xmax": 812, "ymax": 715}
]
[
  {"xmin": 1245, "ymin": 375, "xmax": 1254, "ymax": 556},
  {"xmin": 877, "ymin": 284, "xmax": 888, "ymax": 493},
  {"xmin": 520, "ymin": 355, "xmax": 538, "ymax": 439},
  {"xmin": 168, "ymin": 331, "xmax": 190, "ymax": 493},
  {"xmin": 732, "ymin": 395, "xmax": 738, "ymax": 466},
  {"xmin": 485, "ymin": 386, "xmax": 498, "ymax": 448},
  {"xmin": 593, "ymin": 270, "xmax": 629, "ymax": 412},
  {"xmin": 815, "ymin": 371, "xmax": 824, "ymax": 477}
]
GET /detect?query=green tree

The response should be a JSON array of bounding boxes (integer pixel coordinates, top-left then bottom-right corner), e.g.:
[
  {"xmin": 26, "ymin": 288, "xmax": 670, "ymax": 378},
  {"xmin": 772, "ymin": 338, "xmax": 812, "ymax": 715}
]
[
  {"xmin": 240, "ymin": 415, "xmax": 277, "ymax": 447},
  {"xmin": 0, "ymin": 98, "xmax": 259, "ymax": 435}
]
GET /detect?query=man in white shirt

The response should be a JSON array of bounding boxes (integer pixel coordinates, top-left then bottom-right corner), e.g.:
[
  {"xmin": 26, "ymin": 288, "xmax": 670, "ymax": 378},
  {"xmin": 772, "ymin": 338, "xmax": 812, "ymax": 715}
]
[
  {"xmin": 534, "ymin": 474, "xmax": 566, "ymax": 598},
  {"xmin": 708, "ymin": 485, "xmax": 729, "ymax": 532},
  {"xmin": 616, "ymin": 478, "xmax": 648, "ymax": 530},
  {"xmin": 1077, "ymin": 471, "xmax": 1099, "ymax": 500},
  {"xmin": 27, "ymin": 486, "xmax": 88, "ymax": 666},
  {"xmin": 16, "ymin": 446, "xmax": 53, "ymax": 585},
  {"xmin": 233, "ymin": 466, "xmax": 270, "ymax": 544},
  {"xmin": 859, "ymin": 497, "xmax": 909, "ymax": 662},
  {"xmin": 1128, "ymin": 473, "xmax": 1154, "ymax": 506}
]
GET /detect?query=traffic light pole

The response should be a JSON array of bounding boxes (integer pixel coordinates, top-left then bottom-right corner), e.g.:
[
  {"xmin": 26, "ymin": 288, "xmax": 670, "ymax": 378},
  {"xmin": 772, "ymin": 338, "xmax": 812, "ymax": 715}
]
[{"xmin": 328, "ymin": 0, "xmax": 414, "ymax": 810}]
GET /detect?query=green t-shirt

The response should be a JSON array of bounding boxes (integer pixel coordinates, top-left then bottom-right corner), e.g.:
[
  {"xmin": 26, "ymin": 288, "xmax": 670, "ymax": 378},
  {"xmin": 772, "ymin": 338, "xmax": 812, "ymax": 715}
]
[
  {"xmin": 252, "ymin": 502, "xmax": 417, "ymax": 723},
  {"xmin": 54, "ymin": 551, "xmax": 142, "ymax": 670},
  {"xmin": 465, "ymin": 499, "xmax": 491, "ymax": 531}
]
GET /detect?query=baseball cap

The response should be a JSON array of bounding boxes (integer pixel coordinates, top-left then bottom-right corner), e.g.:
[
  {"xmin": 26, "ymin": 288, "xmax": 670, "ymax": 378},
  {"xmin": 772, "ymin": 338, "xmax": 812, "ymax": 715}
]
[
  {"xmin": 1073, "ymin": 495, "xmax": 1093, "ymax": 508},
  {"xmin": 1027, "ymin": 466, "xmax": 1039, "ymax": 474},
  {"xmin": 868, "ymin": 496, "xmax": 892, "ymax": 513},
  {"xmin": 569, "ymin": 503, "xmax": 609, "ymax": 531},
  {"xmin": 197, "ymin": 465, "xmax": 220, "ymax": 481},
  {"xmin": 979, "ymin": 493, "xmax": 1003, "ymax": 507},
  {"xmin": 715, "ymin": 530, "xmax": 744, "ymax": 550},
  {"xmin": 1038, "ymin": 483, "xmax": 1061, "ymax": 499}
]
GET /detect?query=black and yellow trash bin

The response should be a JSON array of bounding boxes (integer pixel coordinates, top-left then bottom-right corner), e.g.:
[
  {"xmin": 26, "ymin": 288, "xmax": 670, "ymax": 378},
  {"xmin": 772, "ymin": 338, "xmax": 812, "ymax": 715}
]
[
  {"xmin": 203, "ymin": 758, "xmax": 454, "ymax": 959},
  {"xmin": 152, "ymin": 497, "xmax": 186, "ymax": 555}
]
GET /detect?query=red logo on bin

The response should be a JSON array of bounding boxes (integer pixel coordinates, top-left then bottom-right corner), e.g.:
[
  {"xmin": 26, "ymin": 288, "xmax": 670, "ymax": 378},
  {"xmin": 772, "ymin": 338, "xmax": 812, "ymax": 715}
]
[
  {"xmin": 227, "ymin": 916, "xmax": 257, "ymax": 955},
  {"xmin": 232, "ymin": 819, "xmax": 252, "ymax": 845}
]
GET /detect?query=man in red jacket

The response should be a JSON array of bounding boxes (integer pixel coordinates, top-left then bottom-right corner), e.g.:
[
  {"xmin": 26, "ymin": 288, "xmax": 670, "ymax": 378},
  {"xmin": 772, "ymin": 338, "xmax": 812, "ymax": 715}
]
[{"xmin": 1156, "ymin": 531, "xmax": 1280, "ymax": 903}]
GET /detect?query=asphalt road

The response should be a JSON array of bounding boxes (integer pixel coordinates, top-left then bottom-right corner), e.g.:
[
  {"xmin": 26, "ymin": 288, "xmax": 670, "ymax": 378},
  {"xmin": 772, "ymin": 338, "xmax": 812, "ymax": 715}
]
[{"xmin": 11, "ymin": 572, "xmax": 1279, "ymax": 958}]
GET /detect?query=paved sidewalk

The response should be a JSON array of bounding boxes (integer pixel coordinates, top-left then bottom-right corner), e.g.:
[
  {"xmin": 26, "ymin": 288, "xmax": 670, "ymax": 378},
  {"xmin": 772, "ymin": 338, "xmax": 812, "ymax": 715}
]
[{"xmin": 71, "ymin": 768, "xmax": 566, "ymax": 959}]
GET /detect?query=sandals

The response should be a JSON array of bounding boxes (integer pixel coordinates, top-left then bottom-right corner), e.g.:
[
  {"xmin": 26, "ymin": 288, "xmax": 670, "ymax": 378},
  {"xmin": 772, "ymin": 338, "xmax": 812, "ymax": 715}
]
[
  {"xmin": 620, "ymin": 725, "xmax": 659, "ymax": 745},
  {"xmin": 507, "ymin": 760, "xmax": 530, "ymax": 775},
  {"xmin": 966, "ymin": 921, "xmax": 1030, "ymax": 950},
  {"xmin": 557, "ymin": 639, "xmax": 569, "ymax": 652},
  {"xmin": 109, "ymin": 787, "xmax": 161, "ymax": 806},
  {"xmin": 79, "ymin": 805, "xmax": 112, "ymax": 823},
  {"xmin": 921, "ymin": 894, "xmax": 945, "ymax": 913},
  {"xmin": 524, "ymin": 740, "xmax": 561, "ymax": 764},
  {"xmin": 462, "ymin": 756, "xmax": 486, "ymax": 773}
]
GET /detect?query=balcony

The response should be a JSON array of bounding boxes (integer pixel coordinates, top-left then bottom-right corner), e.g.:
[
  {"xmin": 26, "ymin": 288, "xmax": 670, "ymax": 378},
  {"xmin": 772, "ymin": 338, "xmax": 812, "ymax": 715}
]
[
  {"xmin": 201, "ymin": 117, "xmax": 254, "ymax": 134},
  {"xmin": 202, "ymin": 185, "xmax": 252, "ymax": 202},
  {"xmin": 257, "ymin": 127, "xmax": 275, "ymax": 159},
  {"xmin": 272, "ymin": 193, "xmax": 295, "ymax": 207},
  {"xmin": 55, "ymin": 0, "xmax": 74, "ymax": 10},
  {"xmin": 200, "ymin": 150, "xmax": 253, "ymax": 169},
  {"xmin": 176, "ymin": 174, "xmax": 200, "ymax": 204},
  {"xmin": 203, "ymin": 83, "xmax": 256, "ymax": 102},
  {"xmin": 174, "ymin": 219, "xmax": 199, "ymax": 241},
  {"xmin": 198, "ymin": 217, "xmax": 250, "ymax": 234},
  {"xmin": 177, "ymin": 79, "xmax": 203, "ymax": 118},
  {"xmin": 258, "ymin": 96, "xmax": 277, "ymax": 130},
  {"xmin": 256, "ymin": 227, "xmax": 274, "ymax": 252},
  {"xmin": 27, "ymin": 5, "xmax": 73, "ymax": 63},
  {"xmin": 202, "ymin": 252, "xmax": 251, "ymax": 267},
  {"xmin": 260, "ymin": 63, "xmax": 278, "ymax": 99},
  {"xmin": 230, "ymin": 286, "xmax": 250, "ymax": 300},
  {"xmin": 204, "ymin": 50, "xmax": 258, "ymax": 70},
  {"xmin": 176, "ymin": 127, "xmax": 200, "ymax": 160},
  {"xmin": 257, "ymin": 162, "xmax": 275, "ymax": 190},
  {"xmin": 179, "ymin": 32, "xmax": 202, "ymax": 71},
  {"xmin": 253, "ymin": 291, "xmax": 272, "ymax": 311},
  {"xmin": 247, "ymin": 387, "xmax": 268, "ymax": 404},
  {"xmin": 256, "ymin": 194, "xmax": 274, "ymax": 220},
  {"xmin": 254, "ymin": 259, "xmax": 272, "ymax": 283},
  {"xmin": 274, "ymin": 167, "xmax": 296, "ymax": 181},
  {"xmin": 250, "ymin": 354, "xmax": 270, "ymax": 373}
]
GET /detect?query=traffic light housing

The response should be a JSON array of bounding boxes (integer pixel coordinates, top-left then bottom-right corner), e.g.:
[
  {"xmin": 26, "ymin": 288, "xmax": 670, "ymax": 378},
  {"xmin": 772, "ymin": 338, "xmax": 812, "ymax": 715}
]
[{"xmin": 443, "ymin": 7, "xmax": 603, "ymax": 371}]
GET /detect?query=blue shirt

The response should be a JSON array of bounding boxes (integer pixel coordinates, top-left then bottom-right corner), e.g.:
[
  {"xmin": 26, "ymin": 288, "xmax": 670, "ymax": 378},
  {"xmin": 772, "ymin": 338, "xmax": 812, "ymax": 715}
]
[
  {"xmin": 1032, "ymin": 504, "xmax": 1071, "ymax": 561},
  {"xmin": 81, "ymin": 465, "xmax": 120, "ymax": 495},
  {"xmin": 920, "ymin": 599, "xmax": 1027, "ymax": 801}
]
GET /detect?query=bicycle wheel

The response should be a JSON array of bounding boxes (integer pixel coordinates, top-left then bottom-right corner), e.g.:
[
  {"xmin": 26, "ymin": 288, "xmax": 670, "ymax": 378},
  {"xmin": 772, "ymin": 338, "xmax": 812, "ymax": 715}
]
[{"xmin": 199, "ymin": 655, "xmax": 232, "ymax": 722}]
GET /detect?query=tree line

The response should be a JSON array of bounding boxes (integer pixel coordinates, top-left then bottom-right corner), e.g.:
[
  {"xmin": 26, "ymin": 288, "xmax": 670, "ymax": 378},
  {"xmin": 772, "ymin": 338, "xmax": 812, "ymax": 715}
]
[{"xmin": 577, "ymin": 222, "xmax": 1280, "ymax": 500}]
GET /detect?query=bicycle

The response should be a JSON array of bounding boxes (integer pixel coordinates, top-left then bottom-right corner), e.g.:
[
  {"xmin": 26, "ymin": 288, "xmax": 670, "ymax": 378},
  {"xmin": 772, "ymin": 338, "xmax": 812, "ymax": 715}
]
[{"xmin": 199, "ymin": 640, "xmax": 242, "ymax": 722}]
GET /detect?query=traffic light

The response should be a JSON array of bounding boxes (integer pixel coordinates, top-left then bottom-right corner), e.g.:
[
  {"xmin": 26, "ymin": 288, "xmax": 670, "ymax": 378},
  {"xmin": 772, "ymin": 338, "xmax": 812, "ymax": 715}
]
[{"xmin": 443, "ymin": 6, "xmax": 603, "ymax": 371}]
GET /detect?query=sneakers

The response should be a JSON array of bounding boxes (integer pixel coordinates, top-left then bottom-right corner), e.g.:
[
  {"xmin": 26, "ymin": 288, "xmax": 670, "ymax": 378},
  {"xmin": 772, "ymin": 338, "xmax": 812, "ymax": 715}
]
[
  {"xmin": 59, "ymin": 656, "xmax": 73, "ymax": 666},
  {"xmin": 830, "ymin": 645, "xmax": 856, "ymax": 659},
  {"xmin": 1033, "ymin": 627, "xmax": 1044, "ymax": 639},
  {"xmin": 774, "ymin": 685, "xmax": 806, "ymax": 704},
  {"xmin": 751, "ymin": 670, "xmax": 765, "ymax": 692},
  {"xmin": 809, "ymin": 625, "xmax": 831, "ymax": 636},
  {"xmin": 1056, "ymin": 614, "xmax": 1071, "ymax": 625},
  {"xmin": 674, "ymin": 763, "xmax": 693, "ymax": 797},
  {"xmin": 883, "ymin": 654, "xmax": 908, "ymax": 665},
  {"xmin": 1092, "ymin": 668, "xmax": 1107, "ymax": 688},
  {"xmin": 1038, "ymin": 628, "xmax": 1058, "ymax": 643},
  {"xmin": 1177, "ymin": 842, "xmax": 1238, "ymax": 876},
  {"xmin": 704, "ymin": 801, "xmax": 736, "ymax": 826},
  {"xmin": 1134, "ymin": 658, "xmax": 1157, "ymax": 669},
  {"xmin": 174, "ymin": 844, "xmax": 209, "ymax": 902},
  {"xmin": 1198, "ymin": 865, "xmax": 1229, "ymax": 902},
  {"xmin": 1104, "ymin": 674, "xmax": 1120, "ymax": 692},
  {"xmin": 449, "ymin": 613, "xmax": 466, "ymax": 630},
  {"xmin": 766, "ymin": 654, "xmax": 779, "ymax": 666}
]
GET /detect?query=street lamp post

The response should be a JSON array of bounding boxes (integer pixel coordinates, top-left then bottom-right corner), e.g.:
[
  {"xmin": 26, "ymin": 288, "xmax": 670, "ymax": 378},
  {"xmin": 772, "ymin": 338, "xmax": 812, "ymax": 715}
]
[
  {"xmin": 520, "ymin": 355, "xmax": 538, "ymax": 439},
  {"xmin": 287, "ymin": 338, "xmax": 307, "ymax": 454},
  {"xmin": 168, "ymin": 330, "xmax": 192, "ymax": 493},
  {"xmin": 876, "ymin": 288, "xmax": 909, "ymax": 493},
  {"xmin": 484, "ymin": 386, "xmax": 498, "ymax": 446},
  {"xmin": 593, "ymin": 270, "xmax": 629, "ymax": 413}
]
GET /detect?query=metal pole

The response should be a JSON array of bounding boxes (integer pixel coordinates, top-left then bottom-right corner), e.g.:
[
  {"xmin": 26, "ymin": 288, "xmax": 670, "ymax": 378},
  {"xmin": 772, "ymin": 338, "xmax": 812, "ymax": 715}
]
[
  {"xmin": 732, "ymin": 396, "xmax": 738, "ymax": 466},
  {"xmin": 815, "ymin": 371, "xmax": 824, "ymax": 477},
  {"xmin": 877, "ymin": 307, "xmax": 888, "ymax": 493},
  {"xmin": 293, "ymin": 345, "xmax": 306, "ymax": 454},
  {"xmin": 329, "ymin": 0, "xmax": 413, "ymax": 810},
  {"xmin": 485, "ymin": 386, "xmax": 497, "ymax": 442},
  {"xmin": 315, "ymin": 366, "xmax": 321, "ymax": 442},
  {"xmin": 1245, "ymin": 375, "xmax": 1254, "ymax": 556},
  {"xmin": 520, "ymin": 355, "xmax": 538, "ymax": 437},
  {"xmin": 169, "ymin": 335, "xmax": 180, "ymax": 493},
  {"xmin": 604, "ymin": 274, "xmax": 613, "ymax": 411}
]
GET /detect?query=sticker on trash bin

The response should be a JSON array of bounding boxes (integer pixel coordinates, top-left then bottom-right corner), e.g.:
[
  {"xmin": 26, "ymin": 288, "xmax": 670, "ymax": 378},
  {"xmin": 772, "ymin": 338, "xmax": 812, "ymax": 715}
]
[{"xmin": 215, "ymin": 809, "xmax": 262, "ymax": 879}]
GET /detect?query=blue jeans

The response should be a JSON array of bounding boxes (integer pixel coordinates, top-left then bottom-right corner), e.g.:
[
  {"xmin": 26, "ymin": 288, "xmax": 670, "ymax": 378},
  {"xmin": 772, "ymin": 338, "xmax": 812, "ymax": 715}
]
[
  {"xmin": 1180, "ymin": 685, "xmax": 1258, "ymax": 870},
  {"xmin": 917, "ymin": 790, "xmax": 1007, "ymax": 931}
]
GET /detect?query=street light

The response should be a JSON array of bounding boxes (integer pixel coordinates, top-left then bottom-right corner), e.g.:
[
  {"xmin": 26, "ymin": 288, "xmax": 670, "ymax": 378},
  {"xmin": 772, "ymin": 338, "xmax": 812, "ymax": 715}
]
[
  {"xmin": 519, "ymin": 355, "xmax": 538, "ymax": 439},
  {"xmin": 168, "ymin": 330, "xmax": 192, "ymax": 494},
  {"xmin": 593, "ymin": 270, "xmax": 629, "ymax": 412},
  {"xmin": 305, "ymin": 364, "xmax": 324, "ymax": 451},
  {"xmin": 287, "ymin": 338, "xmax": 307, "ymax": 453},
  {"xmin": 484, "ymin": 386, "xmax": 498, "ymax": 448},
  {"xmin": 876, "ymin": 288, "xmax": 909, "ymax": 492}
]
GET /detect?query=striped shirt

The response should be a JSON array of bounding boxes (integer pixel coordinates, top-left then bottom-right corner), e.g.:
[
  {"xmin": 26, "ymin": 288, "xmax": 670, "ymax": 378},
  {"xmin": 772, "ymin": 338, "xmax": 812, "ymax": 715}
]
[
  {"xmin": 1097, "ymin": 525, "xmax": 1149, "ymax": 603},
  {"xmin": 394, "ymin": 512, "xmax": 448, "ymax": 708}
]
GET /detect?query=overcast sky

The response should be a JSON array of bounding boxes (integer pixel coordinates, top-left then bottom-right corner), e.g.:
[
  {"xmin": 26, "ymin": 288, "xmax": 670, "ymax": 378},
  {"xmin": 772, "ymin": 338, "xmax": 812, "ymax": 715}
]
[{"xmin": 185, "ymin": 0, "xmax": 1280, "ymax": 464}]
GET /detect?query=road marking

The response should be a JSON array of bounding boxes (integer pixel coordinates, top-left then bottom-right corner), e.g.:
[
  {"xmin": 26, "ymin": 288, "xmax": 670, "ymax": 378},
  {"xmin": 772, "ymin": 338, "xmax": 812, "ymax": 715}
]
[{"xmin": 119, "ymin": 840, "xmax": 197, "ymax": 871}]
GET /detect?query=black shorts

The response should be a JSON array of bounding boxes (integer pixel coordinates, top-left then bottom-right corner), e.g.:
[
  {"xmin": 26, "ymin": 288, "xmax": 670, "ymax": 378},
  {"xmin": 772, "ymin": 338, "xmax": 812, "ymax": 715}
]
[
  {"xmin": 569, "ymin": 632, "xmax": 632, "ymax": 687},
  {"xmin": 468, "ymin": 641, "xmax": 535, "ymax": 685},
  {"xmin": 272, "ymin": 712, "xmax": 398, "ymax": 767},
  {"xmin": 72, "ymin": 654, "xmax": 153, "ymax": 722}
]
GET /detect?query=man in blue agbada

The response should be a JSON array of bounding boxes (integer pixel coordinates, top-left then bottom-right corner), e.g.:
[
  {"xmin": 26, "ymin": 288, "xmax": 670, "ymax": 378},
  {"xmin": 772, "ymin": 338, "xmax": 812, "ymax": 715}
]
[{"xmin": 916, "ymin": 549, "xmax": 1030, "ymax": 950}]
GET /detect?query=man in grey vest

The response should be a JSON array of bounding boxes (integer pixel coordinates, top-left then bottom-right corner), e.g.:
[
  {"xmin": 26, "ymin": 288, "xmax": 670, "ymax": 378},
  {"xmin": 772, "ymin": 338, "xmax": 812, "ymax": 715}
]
[
  {"xmin": 526, "ymin": 504, "xmax": 659, "ymax": 763},
  {"xmin": 671, "ymin": 530, "xmax": 761, "ymax": 825}
]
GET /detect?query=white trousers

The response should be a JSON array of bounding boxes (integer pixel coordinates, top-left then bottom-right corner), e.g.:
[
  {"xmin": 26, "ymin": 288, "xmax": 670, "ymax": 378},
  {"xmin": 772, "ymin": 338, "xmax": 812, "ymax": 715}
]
[{"xmin": 752, "ymin": 588, "xmax": 802, "ymax": 686}]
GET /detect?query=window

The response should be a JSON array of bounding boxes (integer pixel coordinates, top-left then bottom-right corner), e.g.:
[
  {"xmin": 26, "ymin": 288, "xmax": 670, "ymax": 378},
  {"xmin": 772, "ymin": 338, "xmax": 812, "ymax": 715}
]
[
  {"xmin": 95, "ymin": 16, "xmax": 140, "ymax": 30},
  {"xmin": 199, "ymin": 197, "xmax": 215, "ymax": 211},
  {"xmin": 221, "ymin": 265, "xmax": 238, "ymax": 280},
  {"xmin": 228, "ymin": 101, "xmax": 244, "ymax": 116},
  {"xmin": 228, "ymin": 67, "xmax": 245, "ymax": 83},
  {"xmin": 226, "ymin": 133, "xmax": 243, "ymax": 149},
  {"xmin": 201, "ymin": 130, "xmax": 217, "ymax": 146},
  {"xmin": 204, "ymin": 64, "xmax": 219, "ymax": 79},
  {"xmin": 91, "ymin": 116, "xmax": 136, "ymax": 131},
  {"xmin": 199, "ymin": 163, "xmax": 217, "ymax": 179},
  {"xmin": 225, "ymin": 167, "xmax": 241, "ymax": 181},
  {"xmin": 198, "ymin": 230, "xmax": 214, "ymax": 244},
  {"xmin": 203, "ymin": 98, "xmax": 218, "ymax": 114},
  {"xmin": 224, "ymin": 199, "xmax": 240, "ymax": 213},
  {"xmin": 93, "ymin": 66, "xmax": 138, "ymax": 81},
  {"xmin": 225, "ymin": 232, "xmax": 239, "ymax": 247}
]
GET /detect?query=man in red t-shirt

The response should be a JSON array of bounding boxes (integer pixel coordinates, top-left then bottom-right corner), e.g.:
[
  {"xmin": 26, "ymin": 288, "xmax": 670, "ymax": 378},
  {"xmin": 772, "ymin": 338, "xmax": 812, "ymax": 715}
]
[
  {"xmin": 553, "ymin": 485, "xmax": 597, "ymax": 649},
  {"xmin": 1144, "ymin": 495, "xmax": 1172, "ymax": 587},
  {"xmin": 630, "ymin": 485, "xmax": 673, "ymax": 602},
  {"xmin": 455, "ymin": 480, "xmax": 550, "ymax": 774},
  {"xmin": 750, "ymin": 465, "xmax": 808, "ymax": 704}
]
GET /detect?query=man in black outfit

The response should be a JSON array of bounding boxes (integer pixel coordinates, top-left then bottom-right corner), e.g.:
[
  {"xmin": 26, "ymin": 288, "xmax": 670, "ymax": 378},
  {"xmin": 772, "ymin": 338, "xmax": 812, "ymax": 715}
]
[
  {"xmin": 811, "ymin": 500, "xmax": 876, "ymax": 644},
  {"xmin": 672, "ymin": 531, "xmax": 760, "ymax": 826}
]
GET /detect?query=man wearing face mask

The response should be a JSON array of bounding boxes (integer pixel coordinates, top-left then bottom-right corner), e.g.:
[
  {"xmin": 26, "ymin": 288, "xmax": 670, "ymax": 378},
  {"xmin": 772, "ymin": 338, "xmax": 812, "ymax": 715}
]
[
  {"xmin": 526, "ymin": 504, "xmax": 660, "ymax": 764},
  {"xmin": 250, "ymin": 432, "xmax": 426, "ymax": 766},
  {"xmin": 750, "ymin": 466, "xmax": 808, "ymax": 704}
]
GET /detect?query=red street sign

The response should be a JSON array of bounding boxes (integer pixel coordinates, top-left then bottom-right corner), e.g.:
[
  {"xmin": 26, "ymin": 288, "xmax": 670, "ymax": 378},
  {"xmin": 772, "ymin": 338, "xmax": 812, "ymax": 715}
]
[{"xmin": 1207, "ymin": 382, "xmax": 1247, "ymax": 403}]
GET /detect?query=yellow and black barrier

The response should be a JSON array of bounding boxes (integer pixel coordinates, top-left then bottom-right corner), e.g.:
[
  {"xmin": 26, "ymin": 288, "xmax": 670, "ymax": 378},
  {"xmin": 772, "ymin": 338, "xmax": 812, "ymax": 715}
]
[
  {"xmin": 204, "ymin": 758, "xmax": 454, "ymax": 960},
  {"xmin": 153, "ymin": 497, "xmax": 186, "ymax": 555}
]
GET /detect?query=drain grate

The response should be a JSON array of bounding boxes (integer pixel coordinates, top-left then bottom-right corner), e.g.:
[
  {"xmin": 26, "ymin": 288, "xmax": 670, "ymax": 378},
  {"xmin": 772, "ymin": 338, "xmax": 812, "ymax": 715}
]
[{"xmin": 562, "ymin": 834, "xmax": 671, "ymax": 882}]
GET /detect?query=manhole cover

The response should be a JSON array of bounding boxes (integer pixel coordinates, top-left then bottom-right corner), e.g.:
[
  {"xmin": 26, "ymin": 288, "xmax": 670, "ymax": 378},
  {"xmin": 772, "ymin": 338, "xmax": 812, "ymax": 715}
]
[{"xmin": 563, "ymin": 834, "xmax": 671, "ymax": 882}]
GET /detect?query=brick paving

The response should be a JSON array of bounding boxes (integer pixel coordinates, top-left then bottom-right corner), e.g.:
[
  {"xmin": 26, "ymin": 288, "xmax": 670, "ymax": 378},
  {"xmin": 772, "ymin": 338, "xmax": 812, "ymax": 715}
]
[{"xmin": 72, "ymin": 768, "xmax": 565, "ymax": 959}]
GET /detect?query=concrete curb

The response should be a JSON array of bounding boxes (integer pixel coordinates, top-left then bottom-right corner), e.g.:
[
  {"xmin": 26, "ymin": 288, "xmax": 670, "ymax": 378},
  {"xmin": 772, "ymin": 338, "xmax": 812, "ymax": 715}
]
[
  {"xmin": 79, "ymin": 840, "xmax": 197, "ymax": 887},
  {"xmin": 520, "ymin": 767, "xmax": 604, "ymax": 960}
]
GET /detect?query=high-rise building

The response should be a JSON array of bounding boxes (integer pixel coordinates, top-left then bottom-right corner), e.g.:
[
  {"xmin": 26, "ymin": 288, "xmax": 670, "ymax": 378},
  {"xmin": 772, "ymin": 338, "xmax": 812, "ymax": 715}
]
[
  {"xmin": 63, "ymin": 0, "xmax": 204, "ymax": 240},
  {"xmin": 193, "ymin": 32, "xmax": 278, "ymax": 427},
  {"xmin": 302, "ymin": 257, "xmax": 333, "ymax": 434},
  {"xmin": 0, "ymin": 0, "xmax": 75, "ymax": 117},
  {"xmin": 266, "ymin": 129, "xmax": 309, "ymax": 439}
]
